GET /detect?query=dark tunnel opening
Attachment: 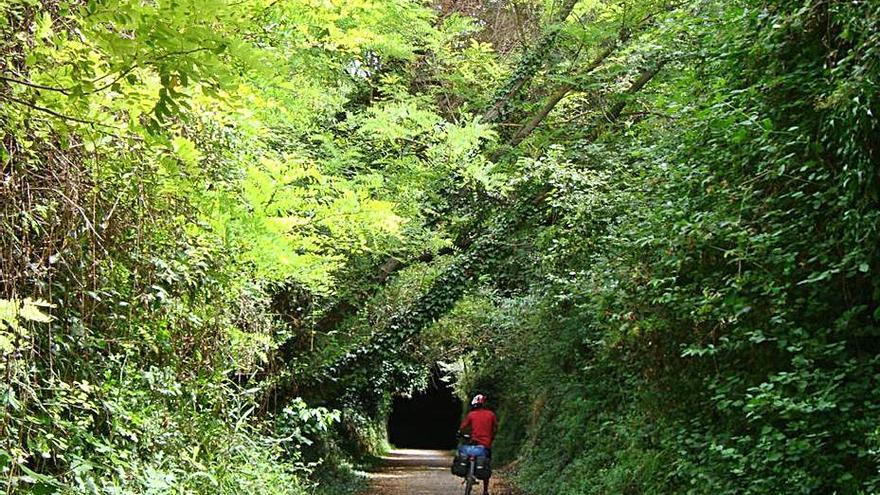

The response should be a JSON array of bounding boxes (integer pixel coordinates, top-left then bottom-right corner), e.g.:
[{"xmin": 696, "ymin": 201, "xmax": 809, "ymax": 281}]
[{"xmin": 388, "ymin": 369, "xmax": 462, "ymax": 449}]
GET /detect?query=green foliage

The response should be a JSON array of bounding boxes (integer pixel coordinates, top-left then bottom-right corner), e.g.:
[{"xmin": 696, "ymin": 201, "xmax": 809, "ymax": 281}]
[
  {"xmin": 3, "ymin": 0, "xmax": 878, "ymax": 493},
  {"xmin": 428, "ymin": 1, "xmax": 880, "ymax": 494},
  {"xmin": 0, "ymin": 0, "xmax": 491, "ymax": 491}
]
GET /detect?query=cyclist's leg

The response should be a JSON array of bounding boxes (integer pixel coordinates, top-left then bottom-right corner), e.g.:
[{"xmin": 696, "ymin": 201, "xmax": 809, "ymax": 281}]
[{"xmin": 482, "ymin": 449, "xmax": 491, "ymax": 495}]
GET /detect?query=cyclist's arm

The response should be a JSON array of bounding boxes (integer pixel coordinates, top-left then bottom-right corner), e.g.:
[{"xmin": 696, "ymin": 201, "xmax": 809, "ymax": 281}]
[{"xmin": 459, "ymin": 413, "xmax": 472, "ymax": 432}]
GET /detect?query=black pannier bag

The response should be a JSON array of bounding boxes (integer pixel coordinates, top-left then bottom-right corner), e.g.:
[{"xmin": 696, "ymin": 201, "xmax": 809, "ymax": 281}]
[
  {"xmin": 451, "ymin": 455, "xmax": 469, "ymax": 477},
  {"xmin": 474, "ymin": 456, "xmax": 491, "ymax": 480}
]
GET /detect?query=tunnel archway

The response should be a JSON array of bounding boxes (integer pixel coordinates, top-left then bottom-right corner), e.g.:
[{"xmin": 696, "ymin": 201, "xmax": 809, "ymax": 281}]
[{"xmin": 388, "ymin": 369, "xmax": 462, "ymax": 449}]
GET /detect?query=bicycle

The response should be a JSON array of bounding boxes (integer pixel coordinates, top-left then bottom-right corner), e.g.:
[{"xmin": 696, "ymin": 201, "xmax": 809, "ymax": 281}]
[{"xmin": 452, "ymin": 433, "xmax": 490, "ymax": 495}]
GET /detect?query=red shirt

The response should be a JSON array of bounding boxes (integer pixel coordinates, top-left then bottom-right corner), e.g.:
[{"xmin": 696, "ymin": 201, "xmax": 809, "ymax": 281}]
[{"xmin": 460, "ymin": 409, "xmax": 498, "ymax": 448}]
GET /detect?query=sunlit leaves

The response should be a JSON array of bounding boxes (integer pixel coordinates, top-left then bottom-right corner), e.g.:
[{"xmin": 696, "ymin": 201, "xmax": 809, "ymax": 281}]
[
  {"xmin": 0, "ymin": 298, "xmax": 55, "ymax": 355},
  {"xmin": 1, "ymin": 0, "xmax": 460, "ymax": 491}
]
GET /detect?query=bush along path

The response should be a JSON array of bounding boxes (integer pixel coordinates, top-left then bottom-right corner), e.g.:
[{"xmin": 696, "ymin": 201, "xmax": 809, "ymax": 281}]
[{"xmin": 2, "ymin": 0, "xmax": 879, "ymax": 494}]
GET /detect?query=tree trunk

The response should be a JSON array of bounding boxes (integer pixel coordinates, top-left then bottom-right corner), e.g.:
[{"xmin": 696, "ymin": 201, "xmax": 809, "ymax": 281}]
[
  {"xmin": 497, "ymin": 6, "xmax": 672, "ymax": 154},
  {"xmin": 481, "ymin": 0, "xmax": 581, "ymax": 123},
  {"xmin": 506, "ymin": 83, "xmax": 573, "ymax": 150},
  {"xmin": 606, "ymin": 62, "xmax": 666, "ymax": 121}
]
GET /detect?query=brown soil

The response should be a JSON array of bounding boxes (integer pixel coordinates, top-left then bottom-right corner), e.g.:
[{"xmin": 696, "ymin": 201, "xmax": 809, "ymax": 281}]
[{"xmin": 363, "ymin": 449, "xmax": 519, "ymax": 495}]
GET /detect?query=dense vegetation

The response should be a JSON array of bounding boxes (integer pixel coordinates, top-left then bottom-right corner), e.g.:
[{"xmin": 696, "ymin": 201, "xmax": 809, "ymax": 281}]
[{"xmin": 1, "ymin": 0, "xmax": 878, "ymax": 494}]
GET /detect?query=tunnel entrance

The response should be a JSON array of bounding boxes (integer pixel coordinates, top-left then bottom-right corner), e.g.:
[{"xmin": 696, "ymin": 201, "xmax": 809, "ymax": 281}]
[{"xmin": 388, "ymin": 369, "xmax": 462, "ymax": 449}]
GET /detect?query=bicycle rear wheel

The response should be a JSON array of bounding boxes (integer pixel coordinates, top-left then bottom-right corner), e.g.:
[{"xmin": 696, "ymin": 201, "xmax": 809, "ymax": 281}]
[
  {"xmin": 464, "ymin": 460, "xmax": 475, "ymax": 495},
  {"xmin": 464, "ymin": 476, "xmax": 474, "ymax": 495}
]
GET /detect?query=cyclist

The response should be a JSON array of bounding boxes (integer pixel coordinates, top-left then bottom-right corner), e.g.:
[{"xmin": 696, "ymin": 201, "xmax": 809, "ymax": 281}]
[{"xmin": 458, "ymin": 394, "xmax": 498, "ymax": 495}]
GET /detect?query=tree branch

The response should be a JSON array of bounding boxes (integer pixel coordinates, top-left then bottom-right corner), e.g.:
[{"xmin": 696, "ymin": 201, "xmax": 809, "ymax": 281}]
[
  {"xmin": 0, "ymin": 76, "xmax": 70, "ymax": 95},
  {"xmin": 0, "ymin": 94, "xmax": 111, "ymax": 126},
  {"xmin": 481, "ymin": 0, "xmax": 581, "ymax": 123}
]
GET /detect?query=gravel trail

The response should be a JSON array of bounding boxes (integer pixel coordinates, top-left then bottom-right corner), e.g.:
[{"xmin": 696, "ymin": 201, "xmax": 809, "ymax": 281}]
[{"xmin": 364, "ymin": 449, "xmax": 512, "ymax": 495}]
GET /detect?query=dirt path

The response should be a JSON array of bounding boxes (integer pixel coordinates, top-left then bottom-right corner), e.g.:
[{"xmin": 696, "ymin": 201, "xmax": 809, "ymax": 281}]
[{"xmin": 364, "ymin": 449, "xmax": 512, "ymax": 495}]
